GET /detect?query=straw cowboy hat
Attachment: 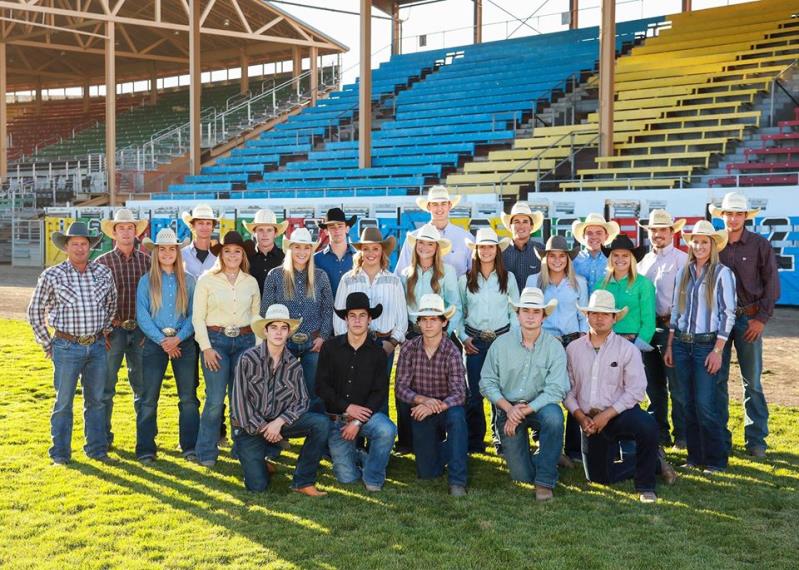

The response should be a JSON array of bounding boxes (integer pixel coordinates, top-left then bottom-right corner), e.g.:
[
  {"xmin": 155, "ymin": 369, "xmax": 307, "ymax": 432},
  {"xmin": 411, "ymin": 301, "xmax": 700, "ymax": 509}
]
[
  {"xmin": 578, "ymin": 290, "xmax": 629, "ymax": 322},
  {"xmin": 571, "ymin": 213, "xmax": 620, "ymax": 247},
  {"xmin": 601, "ymin": 234, "xmax": 647, "ymax": 263},
  {"xmin": 637, "ymin": 209, "xmax": 687, "ymax": 233},
  {"xmin": 334, "ymin": 292, "xmax": 383, "ymax": 320},
  {"xmin": 409, "ymin": 293, "xmax": 457, "ymax": 320},
  {"xmin": 406, "ymin": 224, "xmax": 453, "ymax": 256},
  {"xmin": 251, "ymin": 304, "xmax": 303, "ymax": 339},
  {"xmin": 51, "ymin": 221, "xmax": 103, "ymax": 252},
  {"xmin": 510, "ymin": 287, "xmax": 558, "ymax": 316},
  {"xmin": 416, "ymin": 185, "xmax": 462, "ymax": 210},
  {"xmin": 534, "ymin": 235, "xmax": 581, "ymax": 261},
  {"xmin": 353, "ymin": 227, "xmax": 396, "ymax": 255},
  {"xmin": 141, "ymin": 228, "xmax": 190, "ymax": 252},
  {"xmin": 682, "ymin": 220, "xmax": 729, "ymax": 252},
  {"xmin": 243, "ymin": 209, "xmax": 288, "ymax": 236},
  {"xmin": 466, "ymin": 227, "xmax": 512, "ymax": 251},
  {"xmin": 100, "ymin": 208, "xmax": 148, "ymax": 239},
  {"xmin": 281, "ymin": 227, "xmax": 319, "ymax": 252},
  {"xmin": 708, "ymin": 192, "xmax": 761, "ymax": 220},
  {"xmin": 210, "ymin": 231, "xmax": 250, "ymax": 256},
  {"xmin": 501, "ymin": 202, "xmax": 544, "ymax": 234},
  {"xmin": 318, "ymin": 207, "xmax": 357, "ymax": 229},
  {"xmin": 181, "ymin": 204, "xmax": 220, "ymax": 227}
]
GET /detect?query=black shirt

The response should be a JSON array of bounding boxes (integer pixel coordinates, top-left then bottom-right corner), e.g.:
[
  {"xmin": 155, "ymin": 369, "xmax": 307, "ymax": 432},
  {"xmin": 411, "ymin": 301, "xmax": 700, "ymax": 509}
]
[
  {"xmin": 248, "ymin": 241, "xmax": 285, "ymax": 295},
  {"xmin": 315, "ymin": 334, "xmax": 388, "ymax": 414}
]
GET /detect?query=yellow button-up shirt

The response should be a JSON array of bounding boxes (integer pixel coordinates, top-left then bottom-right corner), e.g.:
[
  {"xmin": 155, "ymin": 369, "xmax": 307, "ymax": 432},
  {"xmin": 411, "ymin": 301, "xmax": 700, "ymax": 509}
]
[{"xmin": 192, "ymin": 270, "xmax": 261, "ymax": 351}]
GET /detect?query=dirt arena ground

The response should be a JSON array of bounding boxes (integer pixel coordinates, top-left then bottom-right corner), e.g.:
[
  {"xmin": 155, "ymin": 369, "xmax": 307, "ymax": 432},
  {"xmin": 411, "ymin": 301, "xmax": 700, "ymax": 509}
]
[{"xmin": 2, "ymin": 265, "xmax": 797, "ymax": 406}]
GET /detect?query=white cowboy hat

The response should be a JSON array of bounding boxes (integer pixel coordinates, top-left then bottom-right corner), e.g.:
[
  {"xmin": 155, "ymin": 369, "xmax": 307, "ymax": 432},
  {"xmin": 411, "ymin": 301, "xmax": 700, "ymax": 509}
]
[
  {"xmin": 409, "ymin": 293, "xmax": 457, "ymax": 320},
  {"xmin": 637, "ymin": 209, "xmax": 687, "ymax": 233},
  {"xmin": 708, "ymin": 192, "xmax": 760, "ymax": 220},
  {"xmin": 141, "ymin": 228, "xmax": 191, "ymax": 252},
  {"xmin": 406, "ymin": 224, "xmax": 453, "ymax": 257},
  {"xmin": 571, "ymin": 213, "xmax": 620, "ymax": 247},
  {"xmin": 501, "ymin": 202, "xmax": 544, "ymax": 233},
  {"xmin": 252, "ymin": 304, "xmax": 303, "ymax": 339},
  {"xmin": 415, "ymin": 185, "xmax": 462, "ymax": 210},
  {"xmin": 466, "ymin": 227, "xmax": 512, "ymax": 251},
  {"xmin": 282, "ymin": 227, "xmax": 319, "ymax": 252},
  {"xmin": 181, "ymin": 204, "xmax": 220, "ymax": 227},
  {"xmin": 243, "ymin": 209, "xmax": 288, "ymax": 236},
  {"xmin": 682, "ymin": 220, "xmax": 729, "ymax": 252},
  {"xmin": 510, "ymin": 287, "xmax": 558, "ymax": 316},
  {"xmin": 578, "ymin": 290, "xmax": 629, "ymax": 321},
  {"xmin": 100, "ymin": 208, "xmax": 148, "ymax": 239}
]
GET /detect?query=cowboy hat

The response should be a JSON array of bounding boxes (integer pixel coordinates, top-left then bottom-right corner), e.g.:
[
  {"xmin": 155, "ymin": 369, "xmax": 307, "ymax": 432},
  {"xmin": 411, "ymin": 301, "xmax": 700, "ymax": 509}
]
[
  {"xmin": 51, "ymin": 222, "xmax": 103, "ymax": 252},
  {"xmin": 578, "ymin": 290, "xmax": 629, "ymax": 321},
  {"xmin": 406, "ymin": 224, "xmax": 452, "ymax": 257},
  {"xmin": 682, "ymin": 220, "xmax": 729, "ymax": 252},
  {"xmin": 282, "ymin": 227, "xmax": 319, "ymax": 252},
  {"xmin": 141, "ymin": 228, "xmax": 191, "ymax": 252},
  {"xmin": 243, "ymin": 209, "xmax": 288, "ymax": 236},
  {"xmin": 210, "ymin": 231, "xmax": 250, "ymax": 256},
  {"xmin": 534, "ymin": 235, "xmax": 581, "ymax": 261},
  {"xmin": 181, "ymin": 204, "xmax": 220, "ymax": 227},
  {"xmin": 601, "ymin": 234, "xmax": 647, "ymax": 263},
  {"xmin": 252, "ymin": 304, "xmax": 303, "ymax": 339},
  {"xmin": 572, "ymin": 213, "xmax": 620, "ymax": 247},
  {"xmin": 466, "ymin": 227, "xmax": 512, "ymax": 252},
  {"xmin": 409, "ymin": 293, "xmax": 457, "ymax": 320},
  {"xmin": 637, "ymin": 209, "xmax": 687, "ymax": 233},
  {"xmin": 318, "ymin": 207, "xmax": 357, "ymax": 229},
  {"xmin": 353, "ymin": 227, "xmax": 396, "ymax": 255},
  {"xmin": 708, "ymin": 192, "xmax": 760, "ymax": 220},
  {"xmin": 501, "ymin": 202, "xmax": 544, "ymax": 234},
  {"xmin": 100, "ymin": 208, "xmax": 148, "ymax": 239},
  {"xmin": 334, "ymin": 292, "xmax": 383, "ymax": 320},
  {"xmin": 510, "ymin": 287, "xmax": 558, "ymax": 316},
  {"xmin": 415, "ymin": 185, "xmax": 462, "ymax": 210}
]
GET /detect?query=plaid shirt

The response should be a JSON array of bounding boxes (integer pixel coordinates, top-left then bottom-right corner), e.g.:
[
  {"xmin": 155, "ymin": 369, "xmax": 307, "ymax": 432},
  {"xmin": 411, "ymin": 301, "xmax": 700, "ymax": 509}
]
[
  {"xmin": 95, "ymin": 247, "xmax": 151, "ymax": 322},
  {"xmin": 27, "ymin": 260, "xmax": 117, "ymax": 350},
  {"xmin": 395, "ymin": 335, "xmax": 466, "ymax": 408}
]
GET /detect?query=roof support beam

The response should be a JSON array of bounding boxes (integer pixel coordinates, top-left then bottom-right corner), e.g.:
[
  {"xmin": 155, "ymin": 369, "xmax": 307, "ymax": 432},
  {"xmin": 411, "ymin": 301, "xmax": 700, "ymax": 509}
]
[
  {"xmin": 682, "ymin": 0, "xmax": 692, "ymax": 12},
  {"xmin": 292, "ymin": 45, "xmax": 301, "ymax": 96},
  {"xmin": 359, "ymin": 0, "xmax": 371, "ymax": 169},
  {"xmin": 310, "ymin": 45, "xmax": 318, "ymax": 105},
  {"xmin": 569, "ymin": 0, "xmax": 579, "ymax": 30},
  {"xmin": 474, "ymin": 0, "xmax": 482, "ymax": 44},
  {"xmin": 189, "ymin": 0, "xmax": 201, "ymax": 176},
  {"xmin": 105, "ymin": 20, "xmax": 117, "ymax": 205},
  {"xmin": 239, "ymin": 48, "xmax": 249, "ymax": 95},
  {"xmin": 598, "ymin": 0, "xmax": 615, "ymax": 158},
  {"xmin": 391, "ymin": 1, "xmax": 400, "ymax": 55}
]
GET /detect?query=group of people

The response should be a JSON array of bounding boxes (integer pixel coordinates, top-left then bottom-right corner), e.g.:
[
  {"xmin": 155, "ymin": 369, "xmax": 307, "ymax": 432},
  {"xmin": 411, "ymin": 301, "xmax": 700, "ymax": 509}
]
[{"xmin": 27, "ymin": 186, "xmax": 779, "ymax": 504}]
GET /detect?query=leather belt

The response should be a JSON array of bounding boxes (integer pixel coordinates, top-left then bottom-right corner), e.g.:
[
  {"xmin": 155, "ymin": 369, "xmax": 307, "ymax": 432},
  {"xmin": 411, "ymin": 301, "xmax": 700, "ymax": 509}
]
[
  {"xmin": 674, "ymin": 330, "xmax": 717, "ymax": 344},
  {"xmin": 556, "ymin": 332, "xmax": 582, "ymax": 347},
  {"xmin": 112, "ymin": 319, "xmax": 138, "ymax": 331},
  {"xmin": 54, "ymin": 330, "xmax": 101, "ymax": 346},
  {"xmin": 369, "ymin": 330, "xmax": 394, "ymax": 341},
  {"xmin": 656, "ymin": 315, "xmax": 671, "ymax": 328},
  {"xmin": 465, "ymin": 324, "xmax": 510, "ymax": 342},
  {"xmin": 736, "ymin": 304, "xmax": 758, "ymax": 317},
  {"xmin": 327, "ymin": 413, "xmax": 359, "ymax": 423},
  {"xmin": 290, "ymin": 330, "xmax": 320, "ymax": 344},
  {"xmin": 207, "ymin": 325, "xmax": 253, "ymax": 338}
]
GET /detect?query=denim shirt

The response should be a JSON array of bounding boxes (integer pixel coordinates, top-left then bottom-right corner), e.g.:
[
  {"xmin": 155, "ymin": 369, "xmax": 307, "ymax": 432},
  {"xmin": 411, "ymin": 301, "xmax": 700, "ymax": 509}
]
[
  {"xmin": 573, "ymin": 249, "xmax": 608, "ymax": 294},
  {"xmin": 136, "ymin": 271, "xmax": 196, "ymax": 344}
]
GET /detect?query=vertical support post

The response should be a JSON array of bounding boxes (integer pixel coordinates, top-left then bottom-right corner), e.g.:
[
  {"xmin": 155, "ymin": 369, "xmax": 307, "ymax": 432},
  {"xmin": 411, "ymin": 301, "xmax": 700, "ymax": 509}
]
[
  {"xmin": 292, "ymin": 46, "xmax": 302, "ymax": 96},
  {"xmin": 682, "ymin": 0, "xmax": 692, "ymax": 12},
  {"xmin": 189, "ymin": 0, "xmax": 201, "ymax": 175},
  {"xmin": 359, "ymin": 0, "xmax": 372, "ymax": 169},
  {"xmin": 474, "ymin": 0, "xmax": 482, "ymax": 44},
  {"xmin": 83, "ymin": 80, "xmax": 91, "ymax": 113},
  {"xmin": 569, "ymin": 0, "xmax": 579, "ymax": 30},
  {"xmin": 35, "ymin": 77, "xmax": 43, "ymax": 115},
  {"xmin": 310, "ymin": 47, "xmax": 318, "ymax": 105},
  {"xmin": 391, "ymin": 1, "xmax": 401, "ymax": 55},
  {"xmin": 239, "ymin": 48, "xmax": 249, "ymax": 95},
  {"xmin": 149, "ymin": 63, "xmax": 158, "ymax": 105},
  {"xmin": 0, "ymin": 42, "xmax": 7, "ymax": 183},
  {"xmin": 105, "ymin": 21, "xmax": 117, "ymax": 205},
  {"xmin": 598, "ymin": 0, "xmax": 615, "ymax": 158}
]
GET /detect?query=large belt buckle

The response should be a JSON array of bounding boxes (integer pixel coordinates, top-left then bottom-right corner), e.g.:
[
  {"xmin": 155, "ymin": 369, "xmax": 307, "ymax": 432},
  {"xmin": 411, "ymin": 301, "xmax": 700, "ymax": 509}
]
[
  {"xmin": 121, "ymin": 319, "xmax": 137, "ymax": 331},
  {"xmin": 77, "ymin": 334, "xmax": 96, "ymax": 346},
  {"xmin": 223, "ymin": 326, "xmax": 241, "ymax": 338},
  {"xmin": 162, "ymin": 327, "xmax": 177, "ymax": 337},
  {"xmin": 479, "ymin": 329, "xmax": 497, "ymax": 342},
  {"xmin": 291, "ymin": 332, "xmax": 309, "ymax": 344},
  {"xmin": 678, "ymin": 332, "xmax": 694, "ymax": 344}
]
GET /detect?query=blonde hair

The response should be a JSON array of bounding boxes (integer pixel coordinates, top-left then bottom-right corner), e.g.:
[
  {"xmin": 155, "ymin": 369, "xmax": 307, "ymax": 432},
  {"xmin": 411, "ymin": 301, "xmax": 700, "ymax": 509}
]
[
  {"xmin": 406, "ymin": 241, "xmax": 445, "ymax": 306},
  {"xmin": 602, "ymin": 250, "xmax": 637, "ymax": 288},
  {"xmin": 282, "ymin": 245, "xmax": 316, "ymax": 300},
  {"xmin": 148, "ymin": 246, "xmax": 190, "ymax": 316},
  {"xmin": 353, "ymin": 247, "xmax": 390, "ymax": 272},
  {"xmin": 676, "ymin": 241, "xmax": 721, "ymax": 314},
  {"xmin": 537, "ymin": 252, "xmax": 578, "ymax": 290},
  {"xmin": 211, "ymin": 245, "xmax": 250, "ymax": 275}
]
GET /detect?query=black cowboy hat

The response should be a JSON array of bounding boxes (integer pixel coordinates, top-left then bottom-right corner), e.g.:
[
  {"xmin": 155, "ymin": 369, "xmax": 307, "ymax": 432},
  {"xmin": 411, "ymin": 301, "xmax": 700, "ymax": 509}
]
[
  {"xmin": 601, "ymin": 234, "xmax": 647, "ymax": 262},
  {"xmin": 334, "ymin": 292, "xmax": 383, "ymax": 320},
  {"xmin": 318, "ymin": 207, "xmax": 357, "ymax": 229},
  {"xmin": 210, "ymin": 231, "xmax": 254, "ymax": 256}
]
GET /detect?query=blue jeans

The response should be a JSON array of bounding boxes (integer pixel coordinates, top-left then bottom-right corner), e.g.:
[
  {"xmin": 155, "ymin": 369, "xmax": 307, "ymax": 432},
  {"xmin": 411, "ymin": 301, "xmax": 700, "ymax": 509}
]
[
  {"xmin": 196, "ymin": 331, "xmax": 255, "ymax": 463},
  {"xmin": 674, "ymin": 339, "xmax": 730, "ymax": 469},
  {"xmin": 650, "ymin": 327, "xmax": 686, "ymax": 443},
  {"xmin": 465, "ymin": 336, "xmax": 494, "ymax": 452},
  {"xmin": 411, "ymin": 405, "xmax": 468, "ymax": 487},
  {"xmin": 233, "ymin": 412, "xmax": 331, "ymax": 492},
  {"xmin": 719, "ymin": 314, "xmax": 769, "ymax": 451},
  {"xmin": 498, "ymin": 403, "xmax": 563, "ymax": 489},
  {"xmin": 288, "ymin": 338, "xmax": 323, "ymax": 413},
  {"xmin": 50, "ymin": 337, "xmax": 108, "ymax": 460},
  {"xmin": 104, "ymin": 326, "xmax": 144, "ymax": 446},
  {"xmin": 137, "ymin": 337, "xmax": 200, "ymax": 459},
  {"xmin": 328, "ymin": 412, "xmax": 397, "ymax": 487}
]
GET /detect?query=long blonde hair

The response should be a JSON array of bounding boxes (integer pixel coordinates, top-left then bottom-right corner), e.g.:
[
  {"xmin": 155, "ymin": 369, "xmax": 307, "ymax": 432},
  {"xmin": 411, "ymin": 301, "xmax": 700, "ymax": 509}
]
[
  {"xmin": 602, "ymin": 250, "xmax": 638, "ymax": 288},
  {"xmin": 676, "ymin": 241, "xmax": 721, "ymax": 314},
  {"xmin": 537, "ymin": 252, "xmax": 578, "ymax": 290},
  {"xmin": 353, "ymin": 247, "xmax": 390, "ymax": 272},
  {"xmin": 211, "ymin": 245, "xmax": 250, "ymax": 275},
  {"xmin": 406, "ymin": 242, "xmax": 445, "ymax": 306},
  {"xmin": 282, "ymin": 245, "xmax": 316, "ymax": 300},
  {"xmin": 148, "ymin": 246, "xmax": 190, "ymax": 316}
]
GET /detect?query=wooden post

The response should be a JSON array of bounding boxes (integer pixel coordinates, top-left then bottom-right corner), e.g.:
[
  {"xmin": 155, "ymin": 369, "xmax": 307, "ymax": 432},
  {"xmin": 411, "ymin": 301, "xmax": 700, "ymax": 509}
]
[
  {"xmin": 359, "ymin": 0, "xmax": 372, "ymax": 169},
  {"xmin": 189, "ymin": 0, "xmax": 201, "ymax": 175},
  {"xmin": 240, "ymin": 48, "xmax": 250, "ymax": 96},
  {"xmin": 598, "ymin": 0, "xmax": 615, "ymax": 158},
  {"xmin": 0, "ymin": 42, "xmax": 7, "ymax": 183},
  {"xmin": 682, "ymin": 0, "xmax": 692, "ymax": 12},
  {"xmin": 292, "ymin": 46, "xmax": 302, "ymax": 96},
  {"xmin": 310, "ymin": 47, "xmax": 318, "ymax": 105},
  {"xmin": 474, "ymin": 0, "xmax": 482, "ymax": 44},
  {"xmin": 569, "ymin": 0, "xmax": 579, "ymax": 30},
  {"xmin": 391, "ymin": 1, "xmax": 401, "ymax": 55},
  {"xmin": 83, "ymin": 80, "xmax": 91, "ymax": 113},
  {"xmin": 105, "ymin": 21, "xmax": 117, "ymax": 205},
  {"xmin": 35, "ymin": 78, "xmax": 42, "ymax": 115},
  {"xmin": 149, "ymin": 64, "xmax": 158, "ymax": 105}
]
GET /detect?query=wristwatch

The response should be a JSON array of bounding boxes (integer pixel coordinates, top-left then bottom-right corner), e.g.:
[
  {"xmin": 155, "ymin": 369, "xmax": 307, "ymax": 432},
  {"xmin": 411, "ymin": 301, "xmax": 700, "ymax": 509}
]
[
  {"xmin": 351, "ymin": 419, "xmax": 363, "ymax": 427},
  {"xmin": 713, "ymin": 347, "xmax": 722, "ymax": 355}
]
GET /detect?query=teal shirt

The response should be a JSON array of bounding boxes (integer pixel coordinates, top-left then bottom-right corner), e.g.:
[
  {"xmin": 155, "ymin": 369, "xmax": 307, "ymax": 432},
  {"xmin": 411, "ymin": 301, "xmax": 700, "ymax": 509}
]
[
  {"xmin": 458, "ymin": 270, "xmax": 520, "ymax": 341},
  {"xmin": 400, "ymin": 263, "xmax": 463, "ymax": 337},
  {"xmin": 479, "ymin": 328, "xmax": 569, "ymax": 412},
  {"xmin": 597, "ymin": 274, "xmax": 656, "ymax": 343}
]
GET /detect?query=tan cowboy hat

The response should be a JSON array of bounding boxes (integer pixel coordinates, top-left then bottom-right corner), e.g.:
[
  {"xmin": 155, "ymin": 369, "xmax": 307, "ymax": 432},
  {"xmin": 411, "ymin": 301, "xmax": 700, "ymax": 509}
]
[
  {"xmin": 243, "ymin": 209, "xmax": 288, "ymax": 236},
  {"xmin": 708, "ymin": 192, "xmax": 760, "ymax": 220},
  {"xmin": 252, "ymin": 304, "xmax": 303, "ymax": 339},
  {"xmin": 409, "ymin": 293, "xmax": 457, "ymax": 320},
  {"xmin": 353, "ymin": 227, "xmax": 396, "ymax": 255},
  {"xmin": 181, "ymin": 204, "xmax": 220, "ymax": 227},
  {"xmin": 510, "ymin": 287, "xmax": 558, "ymax": 316},
  {"xmin": 578, "ymin": 290, "xmax": 629, "ymax": 322},
  {"xmin": 572, "ymin": 213, "xmax": 620, "ymax": 246},
  {"xmin": 51, "ymin": 222, "xmax": 103, "ymax": 252},
  {"xmin": 141, "ymin": 228, "xmax": 191, "ymax": 252},
  {"xmin": 501, "ymin": 202, "xmax": 544, "ymax": 233},
  {"xmin": 534, "ymin": 235, "xmax": 581, "ymax": 261},
  {"xmin": 406, "ymin": 224, "xmax": 452, "ymax": 256},
  {"xmin": 282, "ymin": 227, "xmax": 319, "ymax": 252},
  {"xmin": 466, "ymin": 227, "xmax": 512, "ymax": 251},
  {"xmin": 682, "ymin": 220, "xmax": 729, "ymax": 252},
  {"xmin": 101, "ymin": 208, "xmax": 148, "ymax": 239},
  {"xmin": 637, "ymin": 209, "xmax": 687, "ymax": 233},
  {"xmin": 416, "ymin": 185, "xmax": 462, "ymax": 210}
]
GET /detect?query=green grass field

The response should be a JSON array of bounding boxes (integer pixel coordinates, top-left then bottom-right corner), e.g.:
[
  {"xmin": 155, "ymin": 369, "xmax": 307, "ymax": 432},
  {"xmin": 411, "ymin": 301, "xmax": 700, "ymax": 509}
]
[{"xmin": 1, "ymin": 318, "xmax": 797, "ymax": 569}]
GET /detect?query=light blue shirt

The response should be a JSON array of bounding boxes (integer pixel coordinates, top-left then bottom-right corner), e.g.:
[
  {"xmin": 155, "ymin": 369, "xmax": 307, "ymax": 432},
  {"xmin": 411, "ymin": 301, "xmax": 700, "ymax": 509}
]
[
  {"xmin": 573, "ymin": 249, "xmax": 607, "ymax": 294},
  {"xmin": 526, "ymin": 273, "xmax": 588, "ymax": 336},
  {"xmin": 458, "ymin": 270, "xmax": 520, "ymax": 341},
  {"xmin": 400, "ymin": 263, "xmax": 463, "ymax": 337},
  {"xmin": 670, "ymin": 263, "xmax": 737, "ymax": 341},
  {"xmin": 136, "ymin": 271, "xmax": 196, "ymax": 344},
  {"xmin": 395, "ymin": 222, "xmax": 475, "ymax": 277},
  {"xmin": 181, "ymin": 242, "xmax": 217, "ymax": 279}
]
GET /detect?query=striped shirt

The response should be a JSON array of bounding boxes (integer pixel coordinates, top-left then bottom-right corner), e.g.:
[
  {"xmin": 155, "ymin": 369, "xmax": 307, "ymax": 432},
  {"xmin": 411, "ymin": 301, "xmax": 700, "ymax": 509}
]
[
  {"xmin": 638, "ymin": 245, "xmax": 688, "ymax": 317},
  {"xmin": 231, "ymin": 344, "xmax": 309, "ymax": 434},
  {"xmin": 334, "ymin": 269, "xmax": 408, "ymax": 343},
  {"xmin": 95, "ymin": 247, "xmax": 151, "ymax": 322},
  {"xmin": 395, "ymin": 335, "xmax": 467, "ymax": 408},
  {"xmin": 27, "ymin": 260, "xmax": 117, "ymax": 350},
  {"xmin": 669, "ymin": 262, "xmax": 737, "ymax": 341},
  {"xmin": 261, "ymin": 267, "xmax": 334, "ymax": 340}
]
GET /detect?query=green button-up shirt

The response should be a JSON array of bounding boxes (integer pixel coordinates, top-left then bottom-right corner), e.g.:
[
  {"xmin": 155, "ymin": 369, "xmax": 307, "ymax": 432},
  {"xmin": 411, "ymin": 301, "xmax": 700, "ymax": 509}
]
[
  {"xmin": 458, "ymin": 270, "xmax": 520, "ymax": 341},
  {"xmin": 479, "ymin": 328, "xmax": 569, "ymax": 412},
  {"xmin": 597, "ymin": 274, "xmax": 656, "ymax": 344}
]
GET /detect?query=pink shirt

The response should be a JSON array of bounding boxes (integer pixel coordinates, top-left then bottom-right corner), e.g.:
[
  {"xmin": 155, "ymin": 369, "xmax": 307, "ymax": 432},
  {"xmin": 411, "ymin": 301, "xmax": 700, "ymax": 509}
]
[{"xmin": 565, "ymin": 332, "xmax": 647, "ymax": 415}]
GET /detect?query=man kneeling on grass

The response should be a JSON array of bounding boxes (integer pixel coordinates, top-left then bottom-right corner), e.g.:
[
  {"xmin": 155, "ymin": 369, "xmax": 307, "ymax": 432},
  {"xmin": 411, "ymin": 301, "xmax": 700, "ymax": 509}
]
[
  {"xmin": 230, "ymin": 304, "xmax": 330, "ymax": 496},
  {"xmin": 479, "ymin": 287, "xmax": 569, "ymax": 502}
]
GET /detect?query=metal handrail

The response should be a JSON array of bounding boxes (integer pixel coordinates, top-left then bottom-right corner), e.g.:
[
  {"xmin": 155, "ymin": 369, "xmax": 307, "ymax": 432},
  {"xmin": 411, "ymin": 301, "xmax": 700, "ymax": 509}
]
[
  {"xmin": 535, "ymin": 133, "xmax": 600, "ymax": 192},
  {"xmin": 770, "ymin": 59, "xmax": 799, "ymax": 126}
]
